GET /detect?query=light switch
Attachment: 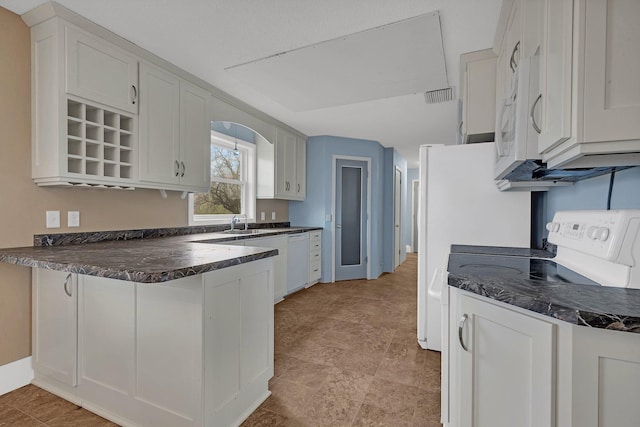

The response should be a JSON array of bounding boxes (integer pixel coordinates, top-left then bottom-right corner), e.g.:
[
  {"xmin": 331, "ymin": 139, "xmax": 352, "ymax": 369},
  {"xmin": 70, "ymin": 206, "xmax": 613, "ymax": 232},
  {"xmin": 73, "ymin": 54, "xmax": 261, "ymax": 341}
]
[
  {"xmin": 68, "ymin": 211, "xmax": 80, "ymax": 227},
  {"xmin": 46, "ymin": 211, "xmax": 60, "ymax": 228},
  {"xmin": 260, "ymin": 211, "xmax": 265, "ymax": 221},
  {"xmin": 271, "ymin": 212, "xmax": 276, "ymax": 220},
  {"xmin": 325, "ymin": 214, "xmax": 332, "ymax": 222}
]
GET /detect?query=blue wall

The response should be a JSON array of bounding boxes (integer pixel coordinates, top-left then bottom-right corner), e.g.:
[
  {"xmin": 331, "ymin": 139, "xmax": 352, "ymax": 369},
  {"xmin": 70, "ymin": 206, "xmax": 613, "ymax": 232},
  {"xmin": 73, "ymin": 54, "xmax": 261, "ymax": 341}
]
[
  {"xmin": 405, "ymin": 168, "xmax": 419, "ymax": 251},
  {"xmin": 536, "ymin": 167, "xmax": 640, "ymax": 246},
  {"xmin": 289, "ymin": 135, "xmax": 387, "ymax": 280}
]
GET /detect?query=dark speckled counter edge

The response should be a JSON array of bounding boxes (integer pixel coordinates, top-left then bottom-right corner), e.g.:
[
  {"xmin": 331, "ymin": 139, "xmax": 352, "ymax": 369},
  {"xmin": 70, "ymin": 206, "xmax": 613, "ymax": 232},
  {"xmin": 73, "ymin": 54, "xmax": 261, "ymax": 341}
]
[
  {"xmin": 33, "ymin": 222, "xmax": 306, "ymax": 246},
  {"xmin": 449, "ymin": 274, "xmax": 640, "ymax": 334},
  {"xmin": 1, "ymin": 250, "xmax": 279, "ymax": 283}
]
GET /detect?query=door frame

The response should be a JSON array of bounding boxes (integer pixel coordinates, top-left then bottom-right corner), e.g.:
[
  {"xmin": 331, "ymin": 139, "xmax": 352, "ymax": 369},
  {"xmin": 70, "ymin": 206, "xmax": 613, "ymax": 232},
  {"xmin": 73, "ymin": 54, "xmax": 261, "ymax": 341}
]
[
  {"xmin": 411, "ymin": 179, "xmax": 419, "ymax": 253},
  {"xmin": 394, "ymin": 166, "xmax": 402, "ymax": 269},
  {"xmin": 331, "ymin": 155, "xmax": 372, "ymax": 282}
]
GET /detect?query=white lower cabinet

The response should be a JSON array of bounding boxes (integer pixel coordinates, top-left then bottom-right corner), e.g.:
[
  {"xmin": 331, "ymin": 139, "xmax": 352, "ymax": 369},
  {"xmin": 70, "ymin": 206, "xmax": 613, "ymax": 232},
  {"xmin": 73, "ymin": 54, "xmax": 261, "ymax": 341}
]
[
  {"xmin": 451, "ymin": 291, "xmax": 554, "ymax": 427},
  {"xmin": 32, "ymin": 269, "xmax": 78, "ymax": 391},
  {"xmin": 32, "ymin": 258, "xmax": 274, "ymax": 427},
  {"xmin": 240, "ymin": 236, "xmax": 288, "ymax": 303},
  {"xmin": 447, "ymin": 287, "xmax": 640, "ymax": 427},
  {"xmin": 308, "ymin": 230, "xmax": 322, "ymax": 285}
]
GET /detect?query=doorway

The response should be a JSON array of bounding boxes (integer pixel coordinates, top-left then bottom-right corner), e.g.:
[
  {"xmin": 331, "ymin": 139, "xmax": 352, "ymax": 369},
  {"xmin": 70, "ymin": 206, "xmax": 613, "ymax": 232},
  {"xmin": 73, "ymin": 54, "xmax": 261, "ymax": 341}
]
[
  {"xmin": 333, "ymin": 157, "xmax": 370, "ymax": 281},
  {"xmin": 394, "ymin": 167, "xmax": 402, "ymax": 269}
]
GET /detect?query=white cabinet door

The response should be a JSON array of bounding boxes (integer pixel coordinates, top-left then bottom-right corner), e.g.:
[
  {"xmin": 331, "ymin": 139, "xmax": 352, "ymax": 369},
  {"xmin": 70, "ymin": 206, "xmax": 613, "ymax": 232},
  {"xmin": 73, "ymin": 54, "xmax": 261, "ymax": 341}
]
[
  {"xmin": 65, "ymin": 26, "xmax": 138, "ymax": 114},
  {"xmin": 456, "ymin": 293, "xmax": 554, "ymax": 427},
  {"xmin": 295, "ymin": 136, "xmax": 306, "ymax": 200},
  {"xmin": 275, "ymin": 128, "xmax": 296, "ymax": 198},
  {"xmin": 582, "ymin": 0, "xmax": 640, "ymax": 144},
  {"xmin": 244, "ymin": 236, "xmax": 288, "ymax": 303},
  {"xmin": 461, "ymin": 51, "xmax": 497, "ymax": 143},
  {"xmin": 139, "ymin": 62, "xmax": 181, "ymax": 185},
  {"xmin": 179, "ymin": 81, "xmax": 211, "ymax": 189},
  {"xmin": 537, "ymin": 0, "xmax": 573, "ymax": 153},
  {"xmin": 32, "ymin": 269, "xmax": 77, "ymax": 387},
  {"xmin": 287, "ymin": 233, "xmax": 310, "ymax": 293}
]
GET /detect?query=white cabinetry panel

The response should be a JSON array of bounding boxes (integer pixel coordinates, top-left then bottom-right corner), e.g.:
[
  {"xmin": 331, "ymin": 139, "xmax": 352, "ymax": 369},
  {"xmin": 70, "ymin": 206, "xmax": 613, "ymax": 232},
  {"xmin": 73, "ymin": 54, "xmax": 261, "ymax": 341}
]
[
  {"xmin": 453, "ymin": 291, "xmax": 554, "ymax": 427},
  {"xmin": 582, "ymin": 0, "xmax": 640, "ymax": 143},
  {"xmin": 138, "ymin": 62, "xmax": 181, "ymax": 185},
  {"xmin": 139, "ymin": 62, "xmax": 211, "ymax": 192},
  {"xmin": 32, "ymin": 269, "xmax": 77, "ymax": 388},
  {"xmin": 65, "ymin": 26, "xmax": 138, "ymax": 114}
]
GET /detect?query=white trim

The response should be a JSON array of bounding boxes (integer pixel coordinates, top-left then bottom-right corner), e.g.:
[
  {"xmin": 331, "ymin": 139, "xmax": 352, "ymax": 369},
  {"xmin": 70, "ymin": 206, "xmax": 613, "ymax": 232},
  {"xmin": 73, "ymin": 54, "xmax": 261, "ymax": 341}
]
[
  {"xmin": 411, "ymin": 179, "xmax": 419, "ymax": 252},
  {"xmin": 0, "ymin": 356, "xmax": 34, "ymax": 396},
  {"xmin": 331, "ymin": 155, "xmax": 372, "ymax": 282},
  {"xmin": 394, "ymin": 166, "xmax": 402, "ymax": 269},
  {"xmin": 189, "ymin": 130, "xmax": 256, "ymax": 226}
]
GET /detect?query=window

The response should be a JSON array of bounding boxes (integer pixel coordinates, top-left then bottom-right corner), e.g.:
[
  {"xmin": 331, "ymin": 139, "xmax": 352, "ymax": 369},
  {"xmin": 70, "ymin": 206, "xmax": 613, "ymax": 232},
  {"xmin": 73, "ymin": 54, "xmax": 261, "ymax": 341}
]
[{"xmin": 189, "ymin": 131, "xmax": 255, "ymax": 225}]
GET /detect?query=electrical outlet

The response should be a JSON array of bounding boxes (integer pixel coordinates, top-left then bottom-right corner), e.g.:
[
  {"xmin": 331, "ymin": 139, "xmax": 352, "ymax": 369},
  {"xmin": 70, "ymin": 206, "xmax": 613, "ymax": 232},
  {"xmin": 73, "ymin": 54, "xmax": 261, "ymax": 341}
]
[
  {"xmin": 46, "ymin": 211, "xmax": 60, "ymax": 228},
  {"xmin": 68, "ymin": 211, "xmax": 80, "ymax": 227},
  {"xmin": 271, "ymin": 212, "xmax": 276, "ymax": 220},
  {"xmin": 260, "ymin": 211, "xmax": 265, "ymax": 221}
]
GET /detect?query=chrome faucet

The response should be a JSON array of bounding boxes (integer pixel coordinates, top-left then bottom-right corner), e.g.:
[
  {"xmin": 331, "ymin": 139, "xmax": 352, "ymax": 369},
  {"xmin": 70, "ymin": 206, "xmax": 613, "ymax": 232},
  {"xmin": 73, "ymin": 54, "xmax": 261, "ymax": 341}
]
[
  {"xmin": 230, "ymin": 215, "xmax": 239, "ymax": 230},
  {"xmin": 243, "ymin": 214, "xmax": 248, "ymax": 230}
]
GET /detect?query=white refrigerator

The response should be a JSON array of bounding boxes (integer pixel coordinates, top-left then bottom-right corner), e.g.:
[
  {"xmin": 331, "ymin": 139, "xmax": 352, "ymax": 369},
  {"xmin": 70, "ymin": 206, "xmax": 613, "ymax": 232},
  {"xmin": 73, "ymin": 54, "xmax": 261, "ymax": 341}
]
[{"xmin": 417, "ymin": 143, "xmax": 530, "ymax": 351}]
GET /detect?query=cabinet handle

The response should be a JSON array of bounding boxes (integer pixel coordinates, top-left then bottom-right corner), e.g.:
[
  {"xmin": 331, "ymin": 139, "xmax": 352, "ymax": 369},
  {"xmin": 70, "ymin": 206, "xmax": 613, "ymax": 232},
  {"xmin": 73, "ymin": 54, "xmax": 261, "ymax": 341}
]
[
  {"xmin": 180, "ymin": 161, "xmax": 185, "ymax": 177},
  {"xmin": 530, "ymin": 94, "xmax": 542, "ymax": 134},
  {"xmin": 131, "ymin": 85, "xmax": 138, "ymax": 105},
  {"xmin": 458, "ymin": 121, "xmax": 463, "ymax": 138},
  {"xmin": 297, "ymin": 183, "xmax": 300, "ymax": 192},
  {"xmin": 509, "ymin": 41, "xmax": 520, "ymax": 73},
  {"xmin": 458, "ymin": 314, "xmax": 469, "ymax": 352},
  {"xmin": 175, "ymin": 160, "xmax": 180, "ymax": 177},
  {"xmin": 63, "ymin": 273, "xmax": 72, "ymax": 297}
]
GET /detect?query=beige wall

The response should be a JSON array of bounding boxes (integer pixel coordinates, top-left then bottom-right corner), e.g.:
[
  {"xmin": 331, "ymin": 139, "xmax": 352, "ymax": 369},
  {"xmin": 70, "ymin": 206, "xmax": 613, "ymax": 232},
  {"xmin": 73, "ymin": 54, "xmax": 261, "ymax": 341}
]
[{"xmin": 0, "ymin": 7, "xmax": 288, "ymax": 366}]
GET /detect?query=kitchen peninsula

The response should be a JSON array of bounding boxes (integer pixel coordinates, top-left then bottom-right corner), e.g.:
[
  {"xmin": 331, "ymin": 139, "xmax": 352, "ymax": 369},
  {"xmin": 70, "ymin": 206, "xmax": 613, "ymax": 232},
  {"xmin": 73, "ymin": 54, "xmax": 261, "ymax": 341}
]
[{"xmin": 0, "ymin": 226, "xmax": 318, "ymax": 427}]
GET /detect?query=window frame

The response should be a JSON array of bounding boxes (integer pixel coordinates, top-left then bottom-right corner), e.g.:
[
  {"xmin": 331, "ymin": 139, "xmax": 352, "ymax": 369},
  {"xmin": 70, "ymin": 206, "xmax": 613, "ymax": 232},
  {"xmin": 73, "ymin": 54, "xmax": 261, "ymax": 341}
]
[{"xmin": 188, "ymin": 130, "xmax": 256, "ymax": 226}]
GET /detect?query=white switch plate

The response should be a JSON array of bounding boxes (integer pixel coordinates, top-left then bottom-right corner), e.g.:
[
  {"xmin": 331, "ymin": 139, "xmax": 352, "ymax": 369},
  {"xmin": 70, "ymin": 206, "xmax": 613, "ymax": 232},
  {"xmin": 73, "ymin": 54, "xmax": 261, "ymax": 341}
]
[
  {"xmin": 325, "ymin": 214, "xmax": 332, "ymax": 222},
  {"xmin": 271, "ymin": 212, "xmax": 276, "ymax": 220},
  {"xmin": 46, "ymin": 211, "xmax": 60, "ymax": 228},
  {"xmin": 260, "ymin": 211, "xmax": 265, "ymax": 221},
  {"xmin": 68, "ymin": 211, "xmax": 80, "ymax": 227}
]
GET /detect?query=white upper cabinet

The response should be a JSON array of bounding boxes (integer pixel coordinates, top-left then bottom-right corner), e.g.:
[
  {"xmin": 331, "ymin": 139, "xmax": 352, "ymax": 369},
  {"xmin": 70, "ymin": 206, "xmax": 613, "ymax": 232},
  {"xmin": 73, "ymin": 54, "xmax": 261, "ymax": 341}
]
[
  {"xmin": 459, "ymin": 49, "xmax": 497, "ymax": 143},
  {"xmin": 138, "ymin": 62, "xmax": 181, "ymax": 185},
  {"xmin": 536, "ymin": 0, "xmax": 573, "ymax": 154},
  {"xmin": 138, "ymin": 62, "xmax": 211, "ymax": 192},
  {"xmin": 537, "ymin": 0, "xmax": 640, "ymax": 168},
  {"xmin": 65, "ymin": 26, "xmax": 138, "ymax": 114},
  {"xmin": 257, "ymin": 126, "xmax": 306, "ymax": 201}
]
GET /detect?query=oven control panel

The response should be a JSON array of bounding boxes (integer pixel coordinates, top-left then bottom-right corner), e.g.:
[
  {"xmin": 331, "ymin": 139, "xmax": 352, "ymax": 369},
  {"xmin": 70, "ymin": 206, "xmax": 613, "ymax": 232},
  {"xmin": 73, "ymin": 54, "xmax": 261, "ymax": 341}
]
[{"xmin": 547, "ymin": 210, "xmax": 640, "ymax": 263}]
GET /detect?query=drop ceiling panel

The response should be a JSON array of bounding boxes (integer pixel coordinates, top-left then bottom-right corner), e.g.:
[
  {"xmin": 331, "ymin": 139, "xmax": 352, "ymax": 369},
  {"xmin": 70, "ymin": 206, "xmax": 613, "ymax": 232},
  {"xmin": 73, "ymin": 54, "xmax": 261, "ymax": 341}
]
[{"xmin": 226, "ymin": 11, "xmax": 447, "ymax": 111}]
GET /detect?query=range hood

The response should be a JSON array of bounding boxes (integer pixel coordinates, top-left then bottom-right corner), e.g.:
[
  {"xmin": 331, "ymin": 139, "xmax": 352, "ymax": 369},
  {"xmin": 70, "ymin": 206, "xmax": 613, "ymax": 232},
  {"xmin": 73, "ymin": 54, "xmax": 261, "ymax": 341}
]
[{"xmin": 496, "ymin": 160, "xmax": 633, "ymax": 191}]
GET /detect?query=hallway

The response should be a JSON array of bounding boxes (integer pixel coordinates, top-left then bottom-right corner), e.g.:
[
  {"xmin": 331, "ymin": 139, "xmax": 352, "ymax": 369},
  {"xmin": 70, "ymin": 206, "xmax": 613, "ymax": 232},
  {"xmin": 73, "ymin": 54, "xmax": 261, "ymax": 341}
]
[
  {"xmin": 243, "ymin": 253, "xmax": 442, "ymax": 426},
  {"xmin": 0, "ymin": 254, "xmax": 441, "ymax": 426}
]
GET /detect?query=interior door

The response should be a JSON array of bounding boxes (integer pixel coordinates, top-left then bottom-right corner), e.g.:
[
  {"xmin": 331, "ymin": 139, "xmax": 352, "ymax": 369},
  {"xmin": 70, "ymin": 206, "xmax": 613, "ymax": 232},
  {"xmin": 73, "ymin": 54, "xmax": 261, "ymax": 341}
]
[
  {"xmin": 394, "ymin": 168, "xmax": 402, "ymax": 269},
  {"xmin": 335, "ymin": 159, "xmax": 367, "ymax": 281}
]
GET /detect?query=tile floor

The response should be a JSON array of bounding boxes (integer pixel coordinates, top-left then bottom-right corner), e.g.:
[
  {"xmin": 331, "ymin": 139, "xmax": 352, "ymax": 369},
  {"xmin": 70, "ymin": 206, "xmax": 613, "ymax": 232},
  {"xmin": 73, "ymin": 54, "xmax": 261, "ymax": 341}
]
[{"xmin": 0, "ymin": 253, "xmax": 442, "ymax": 426}]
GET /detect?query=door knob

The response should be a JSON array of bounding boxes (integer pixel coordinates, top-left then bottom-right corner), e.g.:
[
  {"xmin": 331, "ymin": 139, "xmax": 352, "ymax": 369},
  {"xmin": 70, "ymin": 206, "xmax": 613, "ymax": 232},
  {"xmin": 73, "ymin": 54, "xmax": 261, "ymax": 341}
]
[{"xmin": 336, "ymin": 224, "xmax": 341, "ymax": 228}]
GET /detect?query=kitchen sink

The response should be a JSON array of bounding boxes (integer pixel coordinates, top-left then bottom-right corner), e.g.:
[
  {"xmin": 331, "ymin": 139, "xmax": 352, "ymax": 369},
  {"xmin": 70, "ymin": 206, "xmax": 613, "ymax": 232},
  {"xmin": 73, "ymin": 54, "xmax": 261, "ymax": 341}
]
[{"xmin": 222, "ymin": 229, "xmax": 263, "ymax": 235}]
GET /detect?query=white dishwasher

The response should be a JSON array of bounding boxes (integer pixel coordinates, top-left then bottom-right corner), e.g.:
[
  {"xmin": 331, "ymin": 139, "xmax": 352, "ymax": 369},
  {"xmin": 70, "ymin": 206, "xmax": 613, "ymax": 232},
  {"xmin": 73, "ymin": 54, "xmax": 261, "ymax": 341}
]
[{"xmin": 287, "ymin": 233, "xmax": 309, "ymax": 294}]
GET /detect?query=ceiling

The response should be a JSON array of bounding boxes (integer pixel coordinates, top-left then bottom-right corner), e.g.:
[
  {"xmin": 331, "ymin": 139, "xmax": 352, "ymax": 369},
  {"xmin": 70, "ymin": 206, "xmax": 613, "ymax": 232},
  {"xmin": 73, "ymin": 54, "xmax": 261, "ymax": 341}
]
[{"xmin": 0, "ymin": 0, "xmax": 502, "ymax": 167}]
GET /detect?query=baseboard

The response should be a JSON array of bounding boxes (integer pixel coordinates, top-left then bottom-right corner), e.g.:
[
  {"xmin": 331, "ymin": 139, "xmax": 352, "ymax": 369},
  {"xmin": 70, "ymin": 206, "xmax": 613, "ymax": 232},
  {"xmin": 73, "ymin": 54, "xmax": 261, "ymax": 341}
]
[{"xmin": 0, "ymin": 356, "xmax": 34, "ymax": 396}]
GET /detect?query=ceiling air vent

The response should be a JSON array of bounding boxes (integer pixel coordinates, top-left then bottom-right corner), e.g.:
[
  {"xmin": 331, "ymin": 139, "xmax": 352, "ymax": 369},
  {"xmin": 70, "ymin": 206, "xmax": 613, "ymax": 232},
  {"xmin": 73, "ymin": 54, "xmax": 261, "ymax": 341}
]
[{"xmin": 424, "ymin": 87, "xmax": 454, "ymax": 104}]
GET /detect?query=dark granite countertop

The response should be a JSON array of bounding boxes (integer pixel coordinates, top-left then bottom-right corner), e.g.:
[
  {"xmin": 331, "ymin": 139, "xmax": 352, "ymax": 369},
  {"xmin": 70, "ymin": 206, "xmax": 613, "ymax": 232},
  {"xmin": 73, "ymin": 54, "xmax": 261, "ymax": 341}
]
[
  {"xmin": 448, "ymin": 248, "xmax": 640, "ymax": 334},
  {"xmin": 0, "ymin": 226, "xmax": 322, "ymax": 283}
]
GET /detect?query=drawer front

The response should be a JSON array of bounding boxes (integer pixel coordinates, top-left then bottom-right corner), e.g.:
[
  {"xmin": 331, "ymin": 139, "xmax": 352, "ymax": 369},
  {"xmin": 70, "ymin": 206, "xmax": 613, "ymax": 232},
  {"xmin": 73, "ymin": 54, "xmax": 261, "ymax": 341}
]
[
  {"xmin": 309, "ymin": 250, "xmax": 321, "ymax": 264},
  {"xmin": 309, "ymin": 262, "xmax": 321, "ymax": 282},
  {"xmin": 309, "ymin": 231, "xmax": 322, "ymax": 242}
]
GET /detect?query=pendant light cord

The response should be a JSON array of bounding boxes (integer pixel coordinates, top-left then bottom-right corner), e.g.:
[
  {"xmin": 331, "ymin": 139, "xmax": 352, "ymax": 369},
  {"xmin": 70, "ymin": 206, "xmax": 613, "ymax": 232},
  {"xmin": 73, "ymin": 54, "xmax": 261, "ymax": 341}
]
[{"xmin": 606, "ymin": 170, "xmax": 616, "ymax": 210}]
